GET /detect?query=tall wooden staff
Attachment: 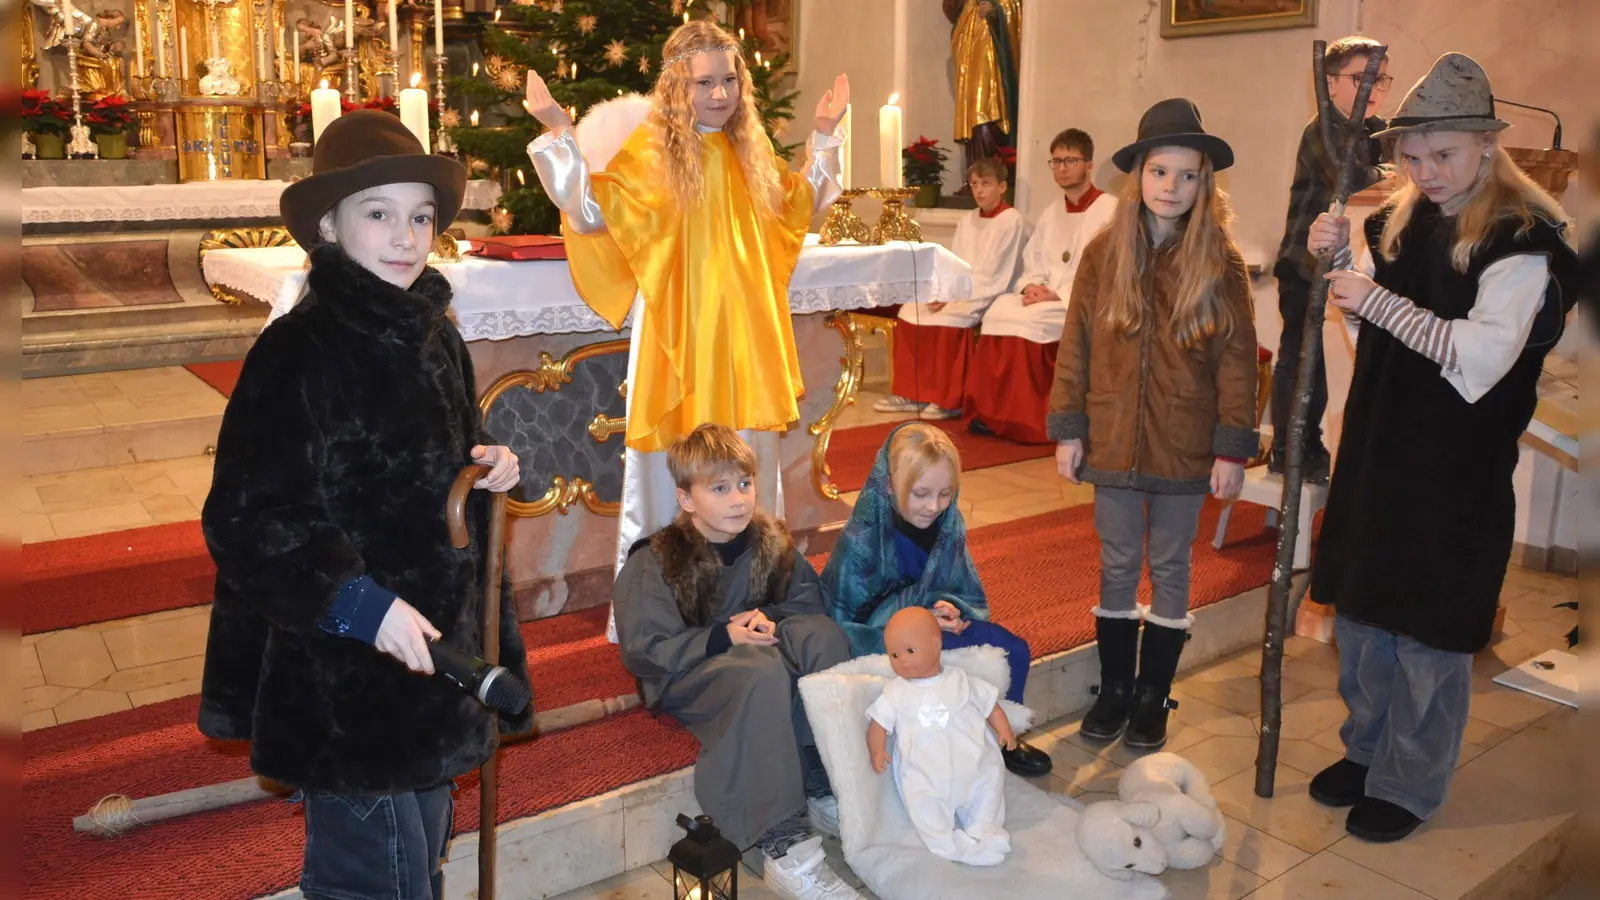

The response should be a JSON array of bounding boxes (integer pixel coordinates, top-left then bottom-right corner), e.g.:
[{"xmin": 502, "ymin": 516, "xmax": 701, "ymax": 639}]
[{"xmin": 1254, "ymin": 41, "xmax": 1387, "ymax": 799}]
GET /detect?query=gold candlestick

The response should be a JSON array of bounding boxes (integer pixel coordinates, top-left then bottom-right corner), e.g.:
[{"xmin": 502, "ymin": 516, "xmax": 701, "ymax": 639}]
[
  {"xmin": 869, "ymin": 187, "xmax": 923, "ymax": 244},
  {"xmin": 819, "ymin": 188, "xmax": 871, "ymax": 246}
]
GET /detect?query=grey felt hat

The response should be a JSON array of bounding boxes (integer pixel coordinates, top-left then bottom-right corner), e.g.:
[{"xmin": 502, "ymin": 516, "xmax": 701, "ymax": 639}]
[{"xmin": 1373, "ymin": 52, "xmax": 1510, "ymax": 139}]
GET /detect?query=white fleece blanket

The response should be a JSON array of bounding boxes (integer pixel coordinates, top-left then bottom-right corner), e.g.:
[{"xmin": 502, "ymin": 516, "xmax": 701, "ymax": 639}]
[{"xmin": 799, "ymin": 646, "xmax": 1170, "ymax": 900}]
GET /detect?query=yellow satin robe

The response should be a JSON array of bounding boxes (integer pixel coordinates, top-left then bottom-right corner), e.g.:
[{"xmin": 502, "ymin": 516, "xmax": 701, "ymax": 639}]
[
  {"xmin": 562, "ymin": 125, "xmax": 815, "ymax": 453},
  {"xmin": 952, "ymin": 0, "xmax": 1021, "ymax": 141}
]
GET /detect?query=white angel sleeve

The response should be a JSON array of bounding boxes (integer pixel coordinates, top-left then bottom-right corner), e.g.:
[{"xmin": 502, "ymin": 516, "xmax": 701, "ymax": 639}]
[
  {"xmin": 806, "ymin": 126, "xmax": 845, "ymax": 215},
  {"xmin": 526, "ymin": 129, "xmax": 607, "ymax": 235}
]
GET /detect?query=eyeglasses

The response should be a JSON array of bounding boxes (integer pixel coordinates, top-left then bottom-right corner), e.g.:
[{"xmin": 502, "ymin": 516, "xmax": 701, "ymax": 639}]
[
  {"xmin": 1048, "ymin": 157, "xmax": 1088, "ymax": 168},
  {"xmin": 1333, "ymin": 73, "xmax": 1395, "ymax": 91}
]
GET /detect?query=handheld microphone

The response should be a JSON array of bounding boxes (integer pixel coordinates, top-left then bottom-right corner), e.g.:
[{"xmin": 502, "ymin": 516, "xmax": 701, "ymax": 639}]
[{"xmin": 428, "ymin": 641, "xmax": 532, "ymax": 715}]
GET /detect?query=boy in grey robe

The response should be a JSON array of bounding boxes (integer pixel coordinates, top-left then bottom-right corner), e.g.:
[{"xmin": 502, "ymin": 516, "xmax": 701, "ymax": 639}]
[{"xmin": 614, "ymin": 424, "xmax": 860, "ymax": 900}]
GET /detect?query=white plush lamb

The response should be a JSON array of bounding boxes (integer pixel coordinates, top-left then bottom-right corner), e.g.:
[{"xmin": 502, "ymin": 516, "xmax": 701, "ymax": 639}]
[
  {"xmin": 1075, "ymin": 800, "xmax": 1171, "ymax": 900},
  {"xmin": 1119, "ymin": 752, "xmax": 1227, "ymax": 869}
]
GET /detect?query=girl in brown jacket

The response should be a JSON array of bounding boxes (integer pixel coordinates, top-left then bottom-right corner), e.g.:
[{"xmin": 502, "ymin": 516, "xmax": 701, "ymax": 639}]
[{"xmin": 1046, "ymin": 99, "xmax": 1260, "ymax": 751}]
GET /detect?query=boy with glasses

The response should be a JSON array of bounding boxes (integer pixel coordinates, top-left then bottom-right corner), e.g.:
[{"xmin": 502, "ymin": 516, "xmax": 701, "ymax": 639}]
[
  {"xmin": 967, "ymin": 129, "xmax": 1116, "ymax": 443},
  {"xmin": 1267, "ymin": 36, "xmax": 1394, "ymax": 481}
]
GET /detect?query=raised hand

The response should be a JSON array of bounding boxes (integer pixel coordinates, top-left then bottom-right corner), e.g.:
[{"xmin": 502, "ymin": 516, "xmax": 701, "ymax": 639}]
[
  {"xmin": 814, "ymin": 73, "xmax": 850, "ymax": 135},
  {"xmin": 525, "ymin": 69, "xmax": 573, "ymax": 133}
]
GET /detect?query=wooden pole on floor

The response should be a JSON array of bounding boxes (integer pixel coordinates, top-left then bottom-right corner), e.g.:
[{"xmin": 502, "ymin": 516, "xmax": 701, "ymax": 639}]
[{"xmin": 1255, "ymin": 41, "xmax": 1387, "ymax": 800}]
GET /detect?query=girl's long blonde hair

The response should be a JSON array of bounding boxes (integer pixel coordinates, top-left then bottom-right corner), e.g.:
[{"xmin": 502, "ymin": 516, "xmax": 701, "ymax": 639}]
[
  {"xmin": 887, "ymin": 424, "xmax": 961, "ymax": 516},
  {"xmin": 1378, "ymin": 140, "xmax": 1569, "ymax": 272},
  {"xmin": 652, "ymin": 21, "xmax": 785, "ymax": 218},
  {"xmin": 1099, "ymin": 151, "xmax": 1241, "ymax": 348}
]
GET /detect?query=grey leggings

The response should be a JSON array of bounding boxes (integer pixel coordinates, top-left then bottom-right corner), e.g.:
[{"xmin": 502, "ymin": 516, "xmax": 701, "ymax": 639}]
[{"xmin": 1093, "ymin": 486, "xmax": 1207, "ymax": 625}]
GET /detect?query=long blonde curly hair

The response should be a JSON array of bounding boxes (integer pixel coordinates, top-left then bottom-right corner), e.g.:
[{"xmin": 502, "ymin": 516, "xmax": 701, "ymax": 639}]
[
  {"xmin": 1378, "ymin": 138, "xmax": 1569, "ymax": 272},
  {"xmin": 1098, "ymin": 150, "xmax": 1242, "ymax": 349},
  {"xmin": 652, "ymin": 20, "xmax": 785, "ymax": 218}
]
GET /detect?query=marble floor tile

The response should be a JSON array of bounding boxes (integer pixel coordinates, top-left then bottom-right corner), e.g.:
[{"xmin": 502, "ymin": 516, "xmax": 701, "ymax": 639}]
[
  {"xmin": 1172, "ymin": 735, "xmax": 1263, "ymax": 787},
  {"xmin": 142, "ymin": 493, "xmax": 201, "ymax": 523},
  {"xmin": 1027, "ymin": 730, "xmax": 1125, "ymax": 793},
  {"xmin": 1210, "ymin": 764, "xmax": 1348, "ymax": 855},
  {"xmin": 21, "ymin": 512, "xmax": 57, "ymax": 544},
  {"xmin": 1163, "ymin": 856, "xmax": 1269, "ymax": 900},
  {"xmin": 1460, "ymin": 717, "xmax": 1513, "ymax": 750},
  {"xmin": 1246, "ymin": 851, "xmax": 1430, "ymax": 899},
  {"xmin": 49, "ymin": 501, "xmax": 156, "ymax": 539},
  {"xmin": 23, "ymin": 684, "xmax": 81, "ymax": 714},
  {"xmin": 20, "ymin": 643, "xmax": 45, "ymax": 690},
  {"xmin": 1467, "ymin": 674, "xmax": 1560, "ymax": 732},
  {"xmin": 93, "ymin": 654, "xmax": 206, "ymax": 693},
  {"xmin": 100, "ymin": 612, "xmax": 211, "ymax": 670},
  {"xmin": 34, "ymin": 629, "xmax": 116, "ymax": 688},
  {"xmin": 1215, "ymin": 814, "xmax": 1310, "ymax": 881},
  {"xmin": 129, "ymin": 677, "xmax": 204, "ymax": 706},
  {"xmin": 23, "ymin": 709, "xmax": 57, "ymax": 732},
  {"xmin": 1170, "ymin": 689, "xmax": 1263, "ymax": 739},
  {"xmin": 1251, "ymin": 689, "xmax": 1349, "ymax": 742},
  {"xmin": 53, "ymin": 687, "xmax": 133, "ymax": 724}
]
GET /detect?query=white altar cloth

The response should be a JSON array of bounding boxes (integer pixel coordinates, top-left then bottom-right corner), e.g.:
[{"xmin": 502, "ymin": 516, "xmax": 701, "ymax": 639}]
[
  {"xmin": 22, "ymin": 178, "xmax": 504, "ymax": 226},
  {"xmin": 203, "ymin": 235, "xmax": 973, "ymax": 341}
]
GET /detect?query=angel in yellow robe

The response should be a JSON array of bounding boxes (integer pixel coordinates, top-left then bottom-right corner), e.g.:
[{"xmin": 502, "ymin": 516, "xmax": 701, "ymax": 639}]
[{"xmin": 526, "ymin": 20, "xmax": 848, "ymax": 636}]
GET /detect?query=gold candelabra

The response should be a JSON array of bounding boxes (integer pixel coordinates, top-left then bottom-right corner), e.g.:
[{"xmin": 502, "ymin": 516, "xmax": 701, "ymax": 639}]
[{"xmin": 819, "ymin": 188, "xmax": 925, "ymax": 246}]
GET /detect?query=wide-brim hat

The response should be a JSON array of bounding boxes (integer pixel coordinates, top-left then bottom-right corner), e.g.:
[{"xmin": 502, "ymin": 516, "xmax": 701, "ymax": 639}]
[
  {"xmin": 1112, "ymin": 98, "xmax": 1234, "ymax": 173},
  {"xmin": 1373, "ymin": 52, "xmax": 1509, "ymax": 140},
  {"xmin": 280, "ymin": 110, "xmax": 467, "ymax": 251}
]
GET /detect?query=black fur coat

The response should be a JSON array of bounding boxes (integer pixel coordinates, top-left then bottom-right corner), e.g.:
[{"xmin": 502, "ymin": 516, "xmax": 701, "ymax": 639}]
[{"xmin": 197, "ymin": 245, "xmax": 532, "ymax": 794}]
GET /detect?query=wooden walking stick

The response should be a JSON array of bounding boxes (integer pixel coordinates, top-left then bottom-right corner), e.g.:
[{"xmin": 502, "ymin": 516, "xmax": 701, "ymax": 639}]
[
  {"xmin": 447, "ymin": 462, "xmax": 508, "ymax": 900},
  {"xmin": 1254, "ymin": 41, "xmax": 1388, "ymax": 799}
]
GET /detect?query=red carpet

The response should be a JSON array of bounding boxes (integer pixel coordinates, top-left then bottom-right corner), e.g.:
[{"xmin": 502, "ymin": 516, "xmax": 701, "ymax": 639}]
[
  {"xmin": 185, "ymin": 361, "xmax": 244, "ymax": 399},
  {"xmin": 25, "ymin": 504, "xmax": 1283, "ymax": 900},
  {"xmin": 22, "ymin": 521, "xmax": 215, "ymax": 634},
  {"xmin": 826, "ymin": 419, "xmax": 1054, "ymax": 494},
  {"xmin": 22, "ymin": 606, "xmax": 698, "ymax": 900}
]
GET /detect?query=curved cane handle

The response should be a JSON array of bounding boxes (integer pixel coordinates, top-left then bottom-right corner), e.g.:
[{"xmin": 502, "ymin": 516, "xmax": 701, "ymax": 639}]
[{"xmin": 446, "ymin": 464, "xmax": 493, "ymax": 549}]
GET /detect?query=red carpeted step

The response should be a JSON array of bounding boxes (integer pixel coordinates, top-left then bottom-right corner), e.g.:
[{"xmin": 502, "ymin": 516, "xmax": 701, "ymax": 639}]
[
  {"xmin": 185, "ymin": 361, "xmax": 245, "ymax": 399},
  {"xmin": 23, "ymin": 606, "xmax": 695, "ymax": 900},
  {"xmin": 22, "ymin": 521, "xmax": 216, "ymax": 634},
  {"xmin": 825, "ymin": 419, "xmax": 1054, "ymax": 494}
]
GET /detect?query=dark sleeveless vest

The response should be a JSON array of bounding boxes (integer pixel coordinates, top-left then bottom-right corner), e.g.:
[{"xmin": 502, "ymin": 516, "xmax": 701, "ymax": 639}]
[{"xmin": 1311, "ymin": 201, "xmax": 1577, "ymax": 653}]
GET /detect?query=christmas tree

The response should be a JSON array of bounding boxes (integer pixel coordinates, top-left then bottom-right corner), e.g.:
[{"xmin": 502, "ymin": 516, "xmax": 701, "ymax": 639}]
[{"xmin": 449, "ymin": 0, "xmax": 799, "ymax": 236}]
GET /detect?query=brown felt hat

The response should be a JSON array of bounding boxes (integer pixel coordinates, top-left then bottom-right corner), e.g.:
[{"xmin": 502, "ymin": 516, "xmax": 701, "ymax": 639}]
[
  {"xmin": 1373, "ymin": 53, "xmax": 1510, "ymax": 140},
  {"xmin": 280, "ymin": 110, "xmax": 467, "ymax": 251}
]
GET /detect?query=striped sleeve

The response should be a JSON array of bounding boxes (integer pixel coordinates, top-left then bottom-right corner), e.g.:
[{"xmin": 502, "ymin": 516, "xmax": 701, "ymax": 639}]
[{"xmin": 1355, "ymin": 285, "xmax": 1459, "ymax": 370}]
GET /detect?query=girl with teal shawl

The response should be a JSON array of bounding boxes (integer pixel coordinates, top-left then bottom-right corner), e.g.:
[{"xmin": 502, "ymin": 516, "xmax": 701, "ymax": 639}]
[{"xmin": 820, "ymin": 422, "xmax": 1053, "ymax": 776}]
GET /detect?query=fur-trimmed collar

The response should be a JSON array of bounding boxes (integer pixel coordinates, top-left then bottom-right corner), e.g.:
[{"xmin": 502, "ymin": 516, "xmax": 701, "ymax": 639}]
[
  {"xmin": 305, "ymin": 243, "xmax": 453, "ymax": 342},
  {"xmin": 650, "ymin": 510, "xmax": 796, "ymax": 626}
]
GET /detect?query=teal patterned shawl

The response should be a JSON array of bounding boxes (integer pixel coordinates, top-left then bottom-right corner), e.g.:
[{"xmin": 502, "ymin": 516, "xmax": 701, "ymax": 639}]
[{"xmin": 819, "ymin": 422, "xmax": 989, "ymax": 657}]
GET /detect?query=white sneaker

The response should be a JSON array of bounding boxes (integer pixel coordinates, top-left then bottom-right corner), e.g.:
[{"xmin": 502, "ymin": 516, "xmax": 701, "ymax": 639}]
[
  {"xmin": 919, "ymin": 403, "xmax": 961, "ymax": 420},
  {"xmin": 872, "ymin": 394, "xmax": 925, "ymax": 413},
  {"xmin": 807, "ymin": 795, "xmax": 840, "ymax": 837},
  {"xmin": 763, "ymin": 836, "xmax": 862, "ymax": 900}
]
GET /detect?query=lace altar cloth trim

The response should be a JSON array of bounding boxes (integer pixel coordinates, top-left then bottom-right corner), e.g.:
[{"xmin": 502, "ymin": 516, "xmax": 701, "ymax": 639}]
[{"xmin": 23, "ymin": 178, "xmax": 505, "ymax": 225}]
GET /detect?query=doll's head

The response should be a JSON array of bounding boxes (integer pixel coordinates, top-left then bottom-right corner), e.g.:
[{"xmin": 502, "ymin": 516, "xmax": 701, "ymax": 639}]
[
  {"xmin": 883, "ymin": 607, "xmax": 943, "ymax": 680},
  {"xmin": 887, "ymin": 424, "xmax": 960, "ymax": 530},
  {"xmin": 652, "ymin": 20, "xmax": 783, "ymax": 220}
]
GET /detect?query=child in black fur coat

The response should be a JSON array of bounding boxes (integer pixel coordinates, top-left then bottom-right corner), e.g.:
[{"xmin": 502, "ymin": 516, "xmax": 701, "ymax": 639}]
[{"xmin": 197, "ymin": 110, "xmax": 528, "ymax": 900}]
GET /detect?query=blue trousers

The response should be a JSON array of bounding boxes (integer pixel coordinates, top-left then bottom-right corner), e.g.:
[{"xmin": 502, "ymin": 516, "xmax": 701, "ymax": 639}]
[
  {"xmin": 942, "ymin": 619, "xmax": 1030, "ymax": 704},
  {"xmin": 300, "ymin": 783, "xmax": 454, "ymax": 900}
]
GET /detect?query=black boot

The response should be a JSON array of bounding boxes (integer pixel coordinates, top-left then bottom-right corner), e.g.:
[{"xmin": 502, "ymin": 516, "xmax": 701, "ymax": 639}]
[
  {"xmin": 1079, "ymin": 616, "xmax": 1140, "ymax": 742},
  {"xmin": 1124, "ymin": 621, "xmax": 1188, "ymax": 751}
]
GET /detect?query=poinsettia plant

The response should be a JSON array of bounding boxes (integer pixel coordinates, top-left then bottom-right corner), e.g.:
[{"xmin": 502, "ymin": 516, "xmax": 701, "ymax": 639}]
[
  {"xmin": 22, "ymin": 89, "xmax": 72, "ymax": 136},
  {"xmin": 903, "ymin": 136, "xmax": 949, "ymax": 187},
  {"xmin": 86, "ymin": 94, "xmax": 136, "ymax": 137}
]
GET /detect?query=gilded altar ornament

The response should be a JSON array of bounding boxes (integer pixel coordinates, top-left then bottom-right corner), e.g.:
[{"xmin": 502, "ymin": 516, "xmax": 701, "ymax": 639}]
[
  {"xmin": 477, "ymin": 341, "xmax": 629, "ymax": 518},
  {"xmin": 808, "ymin": 311, "xmax": 867, "ymax": 501},
  {"xmin": 868, "ymin": 187, "xmax": 923, "ymax": 244},
  {"xmin": 819, "ymin": 188, "xmax": 872, "ymax": 246},
  {"xmin": 198, "ymin": 226, "xmax": 296, "ymax": 303},
  {"xmin": 29, "ymin": 0, "xmax": 129, "ymax": 99}
]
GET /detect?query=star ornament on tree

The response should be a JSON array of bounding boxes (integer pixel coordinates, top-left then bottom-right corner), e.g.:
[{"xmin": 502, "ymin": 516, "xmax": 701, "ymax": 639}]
[
  {"xmin": 604, "ymin": 40, "xmax": 628, "ymax": 68},
  {"xmin": 440, "ymin": 108, "xmax": 461, "ymax": 128},
  {"xmin": 495, "ymin": 67, "xmax": 522, "ymax": 91},
  {"xmin": 490, "ymin": 207, "xmax": 514, "ymax": 233},
  {"xmin": 576, "ymin": 14, "xmax": 598, "ymax": 34}
]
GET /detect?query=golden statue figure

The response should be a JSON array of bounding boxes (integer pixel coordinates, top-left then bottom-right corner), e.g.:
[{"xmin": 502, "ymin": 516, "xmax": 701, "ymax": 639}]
[
  {"xmin": 28, "ymin": 1, "xmax": 129, "ymax": 99},
  {"xmin": 945, "ymin": 0, "xmax": 1020, "ymax": 176}
]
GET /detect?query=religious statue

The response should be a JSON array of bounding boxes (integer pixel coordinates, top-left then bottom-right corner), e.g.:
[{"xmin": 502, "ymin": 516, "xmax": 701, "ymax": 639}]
[
  {"xmin": 729, "ymin": 0, "xmax": 793, "ymax": 58},
  {"xmin": 944, "ymin": 0, "xmax": 1020, "ymax": 180},
  {"xmin": 295, "ymin": 8, "xmax": 388, "ymax": 98},
  {"xmin": 28, "ymin": 1, "xmax": 129, "ymax": 99}
]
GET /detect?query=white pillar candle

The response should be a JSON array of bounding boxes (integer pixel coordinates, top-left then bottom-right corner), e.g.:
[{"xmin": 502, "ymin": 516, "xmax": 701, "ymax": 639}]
[
  {"xmin": 257, "ymin": 31, "xmax": 266, "ymax": 81},
  {"xmin": 292, "ymin": 28, "xmax": 300, "ymax": 84},
  {"xmin": 180, "ymin": 25, "xmax": 190, "ymax": 76},
  {"xmin": 61, "ymin": 0, "xmax": 74, "ymax": 35},
  {"xmin": 400, "ymin": 71, "xmax": 429, "ymax": 150},
  {"xmin": 879, "ymin": 93, "xmax": 903, "ymax": 189},
  {"xmin": 840, "ymin": 103, "xmax": 852, "ymax": 190},
  {"xmin": 154, "ymin": 17, "xmax": 166, "ymax": 77},
  {"xmin": 345, "ymin": 0, "xmax": 355, "ymax": 49},
  {"xmin": 134, "ymin": 13, "xmax": 145, "ymax": 77},
  {"xmin": 387, "ymin": 0, "xmax": 398, "ymax": 53},
  {"xmin": 311, "ymin": 79, "xmax": 341, "ymax": 141},
  {"xmin": 207, "ymin": 4, "xmax": 219, "ymax": 60},
  {"xmin": 434, "ymin": 0, "xmax": 444, "ymax": 57}
]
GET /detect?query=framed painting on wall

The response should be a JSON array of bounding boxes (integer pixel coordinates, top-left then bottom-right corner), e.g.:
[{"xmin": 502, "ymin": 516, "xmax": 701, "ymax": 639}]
[{"xmin": 1160, "ymin": 0, "xmax": 1318, "ymax": 39}]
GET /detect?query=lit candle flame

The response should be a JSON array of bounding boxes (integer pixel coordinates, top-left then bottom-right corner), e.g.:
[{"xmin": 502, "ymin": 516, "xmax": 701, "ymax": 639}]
[
  {"xmin": 472, "ymin": 62, "xmax": 480, "ymax": 76},
  {"xmin": 410, "ymin": 71, "xmax": 422, "ymax": 89},
  {"xmin": 888, "ymin": 92, "xmax": 900, "ymax": 105},
  {"xmin": 320, "ymin": 78, "xmax": 329, "ymax": 90},
  {"xmin": 470, "ymin": 110, "xmax": 479, "ymax": 126},
  {"xmin": 738, "ymin": 28, "xmax": 745, "ymax": 40},
  {"xmin": 493, "ymin": 9, "xmax": 501, "ymax": 22},
  {"xmin": 683, "ymin": 11, "xmax": 689, "ymax": 22},
  {"xmin": 572, "ymin": 62, "xmax": 578, "ymax": 78},
  {"xmin": 764, "ymin": 60, "xmax": 771, "ymax": 69},
  {"xmin": 755, "ymin": 50, "xmax": 762, "ymax": 65},
  {"xmin": 522, "ymin": 98, "xmax": 531, "ymax": 112},
  {"xmin": 568, "ymin": 105, "xmax": 576, "ymax": 119},
  {"xmin": 516, "ymin": 169, "xmax": 525, "ymax": 185}
]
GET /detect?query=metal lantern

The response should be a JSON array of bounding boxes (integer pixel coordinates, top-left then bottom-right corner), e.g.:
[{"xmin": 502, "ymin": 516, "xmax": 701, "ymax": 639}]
[{"xmin": 668, "ymin": 814, "xmax": 739, "ymax": 900}]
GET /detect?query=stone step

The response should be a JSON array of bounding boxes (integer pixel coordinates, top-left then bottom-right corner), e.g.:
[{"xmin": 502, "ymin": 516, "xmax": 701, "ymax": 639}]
[
  {"xmin": 22, "ymin": 367, "xmax": 227, "ymax": 477},
  {"xmin": 23, "ymin": 301, "xmax": 267, "ymax": 379}
]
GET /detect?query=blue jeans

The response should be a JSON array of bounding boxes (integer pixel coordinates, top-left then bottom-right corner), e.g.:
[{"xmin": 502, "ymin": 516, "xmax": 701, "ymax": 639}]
[
  {"xmin": 300, "ymin": 783, "xmax": 455, "ymax": 900},
  {"xmin": 942, "ymin": 618, "xmax": 1030, "ymax": 704},
  {"xmin": 1335, "ymin": 614, "xmax": 1472, "ymax": 820}
]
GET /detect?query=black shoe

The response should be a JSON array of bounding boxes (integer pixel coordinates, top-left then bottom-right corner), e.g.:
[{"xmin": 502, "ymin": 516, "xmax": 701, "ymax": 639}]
[
  {"xmin": 968, "ymin": 417, "xmax": 995, "ymax": 437},
  {"xmin": 1079, "ymin": 680, "xmax": 1134, "ymax": 742},
  {"xmin": 1002, "ymin": 740, "xmax": 1054, "ymax": 777},
  {"xmin": 1123, "ymin": 687, "xmax": 1179, "ymax": 750},
  {"xmin": 1346, "ymin": 796, "xmax": 1423, "ymax": 843},
  {"xmin": 1267, "ymin": 447, "xmax": 1286, "ymax": 475},
  {"xmin": 1081, "ymin": 616, "xmax": 1141, "ymax": 742},
  {"xmin": 1304, "ymin": 446, "xmax": 1331, "ymax": 484},
  {"xmin": 1309, "ymin": 759, "xmax": 1369, "ymax": 808}
]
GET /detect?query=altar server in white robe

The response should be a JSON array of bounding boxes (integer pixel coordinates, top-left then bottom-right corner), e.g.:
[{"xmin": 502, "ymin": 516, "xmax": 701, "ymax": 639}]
[
  {"xmin": 967, "ymin": 129, "xmax": 1116, "ymax": 444},
  {"xmin": 876, "ymin": 157, "xmax": 1029, "ymax": 420}
]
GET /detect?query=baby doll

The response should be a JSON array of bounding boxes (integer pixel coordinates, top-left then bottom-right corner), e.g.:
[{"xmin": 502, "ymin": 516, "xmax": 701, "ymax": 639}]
[{"xmin": 866, "ymin": 606, "xmax": 1016, "ymax": 866}]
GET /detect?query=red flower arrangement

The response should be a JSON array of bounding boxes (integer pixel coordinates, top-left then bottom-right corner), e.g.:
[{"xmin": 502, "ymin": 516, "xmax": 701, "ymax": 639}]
[
  {"xmin": 23, "ymin": 89, "xmax": 72, "ymax": 135},
  {"xmin": 87, "ymin": 94, "xmax": 136, "ymax": 136},
  {"xmin": 995, "ymin": 145, "xmax": 1017, "ymax": 168},
  {"xmin": 902, "ymin": 136, "xmax": 950, "ymax": 187}
]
